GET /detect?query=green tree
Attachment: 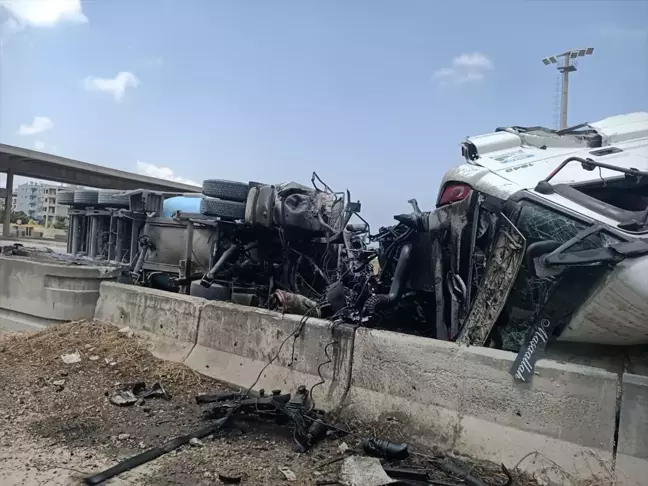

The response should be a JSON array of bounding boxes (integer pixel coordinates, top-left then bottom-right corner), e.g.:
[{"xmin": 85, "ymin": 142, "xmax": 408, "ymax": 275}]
[
  {"xmin": 53, "ymin": 217, "xmax": 67, "ymax": 230},
  {"xmin": 10, "ymin": 211, "xmax": 29, "ymax": 224}
]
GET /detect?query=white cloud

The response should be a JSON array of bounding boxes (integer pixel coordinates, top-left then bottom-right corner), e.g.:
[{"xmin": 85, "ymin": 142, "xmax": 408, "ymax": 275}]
[
  {"xmin": 17, "ymin": 116, "xmax": 53, "ymax": 135},
  {"xmin": 600, "ymin": 25, "xmax": 647, "ymax": 39},
  {"xmin": 452, "ymin": 52, "xmax": 494, "ymax": 70},
  {"xmin": 0, "ymin": 0, "xmax": 87, "ymax": 27},
  {"xmin": 83, "ymin": 72, "xmax": 141, "ymax": 102},
  {"xmin": 136, "ymin": 161, "xmax": 199, "ymax": 187},
  {"xmin": 0, "ymin": 0, "xmax": 86, "ymax": 53},
  {"xmin": 433, "ymin": 52, "xmax": 494, "ymax": 85},
  {"xmin": 33, "ymin": 140, "xmax": 45, "ymax": 150}
]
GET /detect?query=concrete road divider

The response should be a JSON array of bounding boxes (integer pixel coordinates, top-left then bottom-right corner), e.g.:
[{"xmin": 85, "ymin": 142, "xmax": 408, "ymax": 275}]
[
  {"xmin": 615, "ymin": 373, "xmax": 648, "ymax": 486},
  {"xmin": 94, "ymin": 282, "xmax": 205, "ymax": 362},
  {"xmin": 347, "ymin": 327, "xmax": 619, "ymax": 482},
  {"xmin": 93, "ymin": 283, "xmax": 354, "ymax": 409},
  {"xmin": 0, "ymin": 256, "xmax": 120, "ymax": 332},
  {"xmin": 92, "ymin": 282, "xmax": 624, "ymax": 484},
  {"xmin": 184, "ymin": 300, "xmax": 355, "ymax": 410}
]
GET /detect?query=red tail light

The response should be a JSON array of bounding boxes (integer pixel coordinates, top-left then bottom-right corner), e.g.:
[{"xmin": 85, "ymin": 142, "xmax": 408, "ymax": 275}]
[{"xmin": 437, "ymin": 183, "xmax": 472, "ymax": 207}]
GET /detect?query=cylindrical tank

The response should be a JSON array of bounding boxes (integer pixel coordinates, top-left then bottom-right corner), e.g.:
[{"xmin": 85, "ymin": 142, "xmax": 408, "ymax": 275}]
[{"xmin": 143, "ymin": 217, "xmax": 213, "ymax": 270}]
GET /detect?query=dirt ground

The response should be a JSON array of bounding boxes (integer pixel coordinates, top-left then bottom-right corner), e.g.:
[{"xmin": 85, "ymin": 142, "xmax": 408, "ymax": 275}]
[{"xmin": 0, "ymin": 321, "xmax": 537, "ymax": 486}]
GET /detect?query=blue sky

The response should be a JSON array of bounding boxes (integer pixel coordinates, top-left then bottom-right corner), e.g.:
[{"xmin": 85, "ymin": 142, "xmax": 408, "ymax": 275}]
[{"xmin": 1, "ymin": 0, "xmax": 647, "ymax": 226}]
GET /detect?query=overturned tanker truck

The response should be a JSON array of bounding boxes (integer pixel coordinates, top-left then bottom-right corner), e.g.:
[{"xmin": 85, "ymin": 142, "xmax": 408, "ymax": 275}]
[{"xmin": 66, "ymin": 112, "xmax": 648, "ymax": 380}]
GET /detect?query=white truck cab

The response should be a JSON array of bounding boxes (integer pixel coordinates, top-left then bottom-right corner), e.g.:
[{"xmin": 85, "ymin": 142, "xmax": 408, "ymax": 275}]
[{"xmin": 435, "ymin": 112, "xmax": 648, "ymax": 379}]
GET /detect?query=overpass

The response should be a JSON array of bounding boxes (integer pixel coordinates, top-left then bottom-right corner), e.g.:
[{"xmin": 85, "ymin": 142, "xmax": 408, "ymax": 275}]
[{"xmin": 1, "ymin": 143, "xmax": 201, "ymax": 236}]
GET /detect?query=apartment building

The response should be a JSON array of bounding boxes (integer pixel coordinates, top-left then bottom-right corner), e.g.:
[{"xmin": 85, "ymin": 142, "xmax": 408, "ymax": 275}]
[{"xmin": 14, "ymin": 182, "xmax": 70, "ymax": 225}]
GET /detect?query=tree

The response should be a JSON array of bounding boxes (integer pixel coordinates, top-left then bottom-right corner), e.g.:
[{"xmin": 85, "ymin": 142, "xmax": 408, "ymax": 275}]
[
  {"xmin": 10, "ymin": 211, "xmax": 29, "ymax": 224},
  {"xmin": 53, "ymin": 217, "xmax": 67, "ymax": 230}
]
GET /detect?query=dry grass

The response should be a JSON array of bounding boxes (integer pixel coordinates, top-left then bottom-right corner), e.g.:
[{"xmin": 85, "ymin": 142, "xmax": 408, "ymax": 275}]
[{"xmin": 0, "ymin": 320, "xmax": 204, "ymax": 388}]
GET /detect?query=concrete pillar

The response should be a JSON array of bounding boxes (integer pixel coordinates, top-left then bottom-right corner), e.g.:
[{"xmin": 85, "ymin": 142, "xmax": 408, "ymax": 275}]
[
  {"xmin": 71, "ymin": 215, "xmax": 80, "ymax": 255},
  {"xmin": 88, "ymin": 216, "xmax": 98, "ymax": 258},
  {"xmin": 3, "ymin": 169, "xmax": 13, "ymax": 237}
]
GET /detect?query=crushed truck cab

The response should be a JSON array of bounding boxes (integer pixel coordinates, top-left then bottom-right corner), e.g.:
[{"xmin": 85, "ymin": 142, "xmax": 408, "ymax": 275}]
[{"xmin": 439, "ymin": 112, "xmax": 648, "ymax": 370}]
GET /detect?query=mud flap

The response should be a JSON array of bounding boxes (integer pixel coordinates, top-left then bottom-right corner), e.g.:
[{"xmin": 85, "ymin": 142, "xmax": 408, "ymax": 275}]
[{"xmin": 510, "ymin": 317, "xmax": 560, "ymax": 382}]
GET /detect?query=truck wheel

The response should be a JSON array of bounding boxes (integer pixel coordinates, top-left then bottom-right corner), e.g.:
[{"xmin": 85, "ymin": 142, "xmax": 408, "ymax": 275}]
[
  {"xmin": 202, "ymin": 179, "xmax": 250, "ymax": 202},
  {"xmin": 73, "ymin": 190, "xmax": 99, "ymax": 206},
  {"xmin": 57, "ymin": 190, "xmax": 75, "ymax": 206},
  {"xmin": 98, "ymin": 190, "xmax": 130, "ymax": 208},
  {"xmin": 200, "ymin": 197, "xmax": 246, "ymax": 220},
  {"xmin": 190, "ymin": 281, "xmax": 232, "ymax": 301}
]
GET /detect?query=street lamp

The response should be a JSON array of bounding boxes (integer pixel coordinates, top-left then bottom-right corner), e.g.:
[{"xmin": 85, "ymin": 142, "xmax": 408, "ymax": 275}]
[{"xmin": 542, "ymin": 48, "xmax": 594, "ymax": 129}]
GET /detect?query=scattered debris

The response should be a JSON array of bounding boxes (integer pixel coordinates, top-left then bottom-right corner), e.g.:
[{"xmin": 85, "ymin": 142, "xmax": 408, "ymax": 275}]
[
  {"xmin": 108, "ymin": 382, "xmax": 171, "ymax": 407},
  {"xmin": 60, "ymin": 352, "xmax": 81, "ymax": 364},
  {"xmin": 382, "ymin": 465, "xmax": 430, "ymax": 483},
  {"xmin": 278, "ymin": 466, "xmax": 297, "ymax": 481},
  {"xmin": 51, "ymin": 379, "xmax": 66, "ymax": 387},
  {"xmin": 118, "ymin": 326, "xmax": 134, "ymax": 338},
  {"xmin": 432, "ymin": 458, "xmax": 490, "ymax": 486},
  {"xmin": 188, "ymin": 437, "xmax": 203, "ymax": 448},
  {"xmin": 338, "ymin": 442, "xmax": 350, "ymax": 454},
  {"xmin": 218, "ymin": 472, "xmax": 242, "ymax": 484},
  {"xmin": 89, "ymin": 355, "xmax": 100, "ymax": 361},
  {"xmin": 83, "ymin": 413, "xmax": 234, "ymax": 485},
  {"xmin": 340, "ymin": 456, "xmax": 394, "ymax": 486},
  {"xmin": 117, "ymin": 434, "xmax": 131, "ymax": 441},
  {"xmin": 362, "ymin": 437, "xmax": 409, "ymax": 460}
]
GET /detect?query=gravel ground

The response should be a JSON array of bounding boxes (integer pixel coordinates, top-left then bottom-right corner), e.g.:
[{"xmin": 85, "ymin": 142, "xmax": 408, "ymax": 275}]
[{"xmin": 0, "ymin": 321, "xmax": 540, "ymax": 486}]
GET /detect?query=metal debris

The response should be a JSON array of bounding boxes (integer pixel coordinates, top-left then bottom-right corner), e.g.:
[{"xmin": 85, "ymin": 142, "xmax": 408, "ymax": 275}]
[
  {"xmin": 109, "ymin": 382, "xmax": 171, "ymax": 406},
  {"xmin": 83, "ymin": 412, "xmax": 234, "ymax": 485}
]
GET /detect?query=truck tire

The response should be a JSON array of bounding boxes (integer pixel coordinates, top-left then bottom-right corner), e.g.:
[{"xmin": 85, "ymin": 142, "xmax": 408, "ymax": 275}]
[
  {"xmin": 190, "ymin": 281, "xmax": 232, "ymax": 301},
  {"xmin": 202, "ymin": 179, "xmax": 250, "ymax": 202},
  {"xmin": 57, "ymin": 190, "xmax": 75, "ymax": 206},
  {"xmin": 73, "ymin": 190, "xmax": 99, "ymax": 206},
  {"xmin": 200, "ymin": 197, "xmax": 246, "ymax": 220},
  {"xmin": 98, "ymin": 190, "xmax": 130, "ymax": 208}
]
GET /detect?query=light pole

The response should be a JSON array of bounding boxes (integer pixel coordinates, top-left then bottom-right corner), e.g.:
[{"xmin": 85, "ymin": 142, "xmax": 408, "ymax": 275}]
[{"xmin": 542, "ymin": 48, "xmax": 594, "ymax": 129}]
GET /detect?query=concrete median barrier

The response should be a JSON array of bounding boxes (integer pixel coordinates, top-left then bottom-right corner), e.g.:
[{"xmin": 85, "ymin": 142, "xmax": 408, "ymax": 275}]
[
  {"xmin": 347, "ymin": 328, "xmax": 619, "ymax": 482},
  {"xmin": 94, "ymin": 282, "xmax": 204, "ymax": 361},
  {"xmin": 615, "ymin": 372, "xmax": 648, "ymax": 486},
  {"xmin": 0, "ymin": 256, "xmax": 119, "ymax": 332},
  {"xmin": 91, "ymin": 282, "xmax": 624, "ymax": 484},
  {"xmin": 184, "ymin": 301, "xmax": 354, "ymax": 410}
]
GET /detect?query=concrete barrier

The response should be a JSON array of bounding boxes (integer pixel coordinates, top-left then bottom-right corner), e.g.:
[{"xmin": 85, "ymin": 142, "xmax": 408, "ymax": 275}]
[
  {"xmin": 91, "ymin": 282, "xmax": 623, "ymax": 483},
  {"xmin": 184, "ymin": 301, "xmax": 354, "ymax": 410},
  {"xmin": 93, "ymin": 283, "xmax": 354, "ymax": 409},
  {"xmin": 616, "ymin": 373, "xmax": 648, "ymax": 486},
  {"xmin": 347, "ymin": 328, "xmax": 619, "ymax": 481},
  {"xmin": 0, "ymin": 256, "xmax": 120, "ymax": 332},
  {"xmin": 94, "ymin": 282, "xmax": 205, "ymax": 361}
]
